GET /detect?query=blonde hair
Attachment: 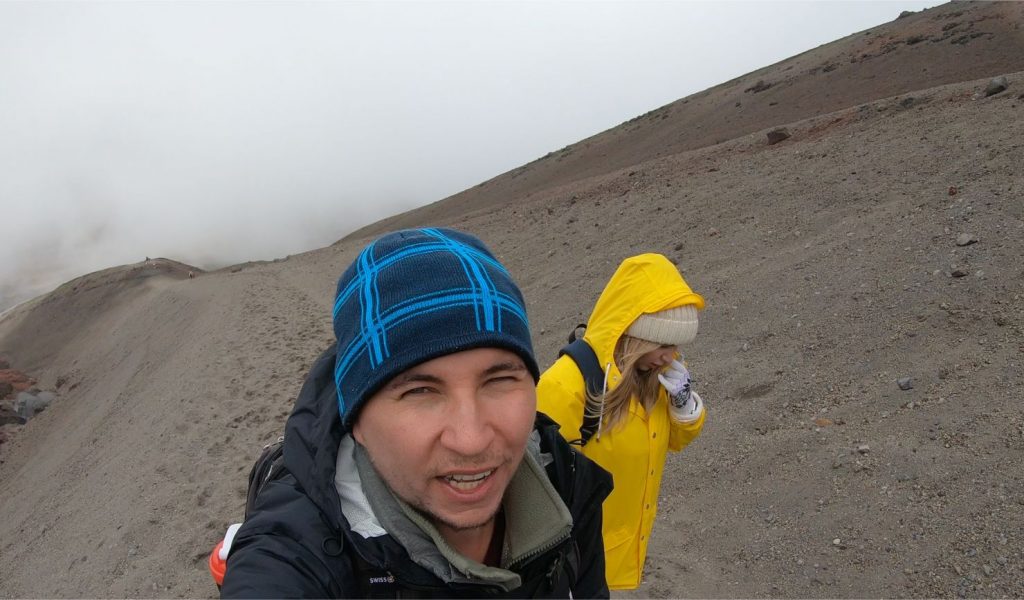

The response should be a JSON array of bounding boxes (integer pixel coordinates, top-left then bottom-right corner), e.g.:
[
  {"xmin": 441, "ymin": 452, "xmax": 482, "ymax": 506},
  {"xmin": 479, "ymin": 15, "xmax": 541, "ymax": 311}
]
[{"xmin": 583, "ymin": 335, "xmax": 666, "ymax": 434}]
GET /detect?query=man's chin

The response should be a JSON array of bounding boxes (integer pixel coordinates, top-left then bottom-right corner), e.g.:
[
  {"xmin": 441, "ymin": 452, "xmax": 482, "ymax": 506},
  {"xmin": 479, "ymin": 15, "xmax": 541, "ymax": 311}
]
[
  {"xmin": 412, "ymin": 498, "xmax": 500, "ymax": 535},
  {"xmin": 434, "ymin": 511, "xmax": 497, "ymax": 533}
]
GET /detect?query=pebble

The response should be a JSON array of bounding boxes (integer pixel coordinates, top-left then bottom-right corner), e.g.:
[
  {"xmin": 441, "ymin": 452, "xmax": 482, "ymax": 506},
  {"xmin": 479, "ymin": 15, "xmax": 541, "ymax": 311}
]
[
  {"xmin": 767, "ymin": 128, "xmax": 791, "ymax": 145},
  {"xmin": 857, "ymin": 444, "xmax": 870, "ymax": 454},
  {"xmin": 956, "ymin": 233, "xmax": 978, "ymax": 246},
  {"xmin": 985, "ymin": 76, "xmax": 1009, "ymax": 97},
  {"xmin": 950, "ymin": 267, "xmax": 969, "ymax": 278},
  {"xmin": 833, "ymin": 538, "xmax": 841, "ymax": 546},
  {"xmin": 983, "ymin": 565, "xmax": 993, "ymax": 576},
  {"xmin": 898, "ymin": 377, "xmax": 913, "ymax": 390}
]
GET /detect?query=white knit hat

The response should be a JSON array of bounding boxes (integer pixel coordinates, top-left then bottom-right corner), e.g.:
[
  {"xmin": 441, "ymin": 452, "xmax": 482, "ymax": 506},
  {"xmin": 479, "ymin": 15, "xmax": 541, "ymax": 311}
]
[{"xmin": 626, "ymin": 305, "xmax": 700, "ymax": 346}]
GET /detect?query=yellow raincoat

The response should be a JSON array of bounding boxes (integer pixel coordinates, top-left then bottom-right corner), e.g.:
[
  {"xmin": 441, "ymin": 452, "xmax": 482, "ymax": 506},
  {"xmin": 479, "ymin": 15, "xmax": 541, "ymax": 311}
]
[{"xmin": 537, "ymin": 253, "xmax": 707, "ymax": 590}]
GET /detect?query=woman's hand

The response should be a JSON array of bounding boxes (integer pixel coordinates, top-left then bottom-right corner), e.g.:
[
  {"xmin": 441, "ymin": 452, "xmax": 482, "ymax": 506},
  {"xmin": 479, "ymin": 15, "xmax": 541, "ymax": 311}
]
[{"xmin": 659, "ymin": 359, "xmax": 703, "ymax": 423}]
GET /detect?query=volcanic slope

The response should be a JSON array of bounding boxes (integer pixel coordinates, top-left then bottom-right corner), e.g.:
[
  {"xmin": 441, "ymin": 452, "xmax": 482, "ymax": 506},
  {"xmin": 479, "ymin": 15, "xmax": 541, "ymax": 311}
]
[{"xmin": 1, "ymin": 3, "xmax": 1023, "ymax": 598}]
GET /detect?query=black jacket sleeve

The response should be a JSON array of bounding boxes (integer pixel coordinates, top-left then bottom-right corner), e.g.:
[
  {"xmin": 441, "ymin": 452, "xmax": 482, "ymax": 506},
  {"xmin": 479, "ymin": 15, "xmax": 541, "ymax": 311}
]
[{"xmin": 220, "ymin": 477, "xmax": 353, "ymax": 598}]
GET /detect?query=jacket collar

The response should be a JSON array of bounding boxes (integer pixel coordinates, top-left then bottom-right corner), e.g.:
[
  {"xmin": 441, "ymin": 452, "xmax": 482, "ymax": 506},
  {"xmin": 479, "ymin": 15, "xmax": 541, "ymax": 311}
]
[{"xmin": 335, "ymin": 430, "xmax": 572, "ymax": 591}]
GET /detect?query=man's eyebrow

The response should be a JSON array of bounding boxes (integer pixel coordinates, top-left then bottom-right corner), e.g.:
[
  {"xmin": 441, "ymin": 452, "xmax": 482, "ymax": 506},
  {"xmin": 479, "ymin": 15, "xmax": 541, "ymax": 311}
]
[
  {"xmin": 383, "ymin": 372, "xmax": 443, "ymax": 391},
  {"xmin": 483, "ymin": 361, "xmax": 527, "ymax": 376}
]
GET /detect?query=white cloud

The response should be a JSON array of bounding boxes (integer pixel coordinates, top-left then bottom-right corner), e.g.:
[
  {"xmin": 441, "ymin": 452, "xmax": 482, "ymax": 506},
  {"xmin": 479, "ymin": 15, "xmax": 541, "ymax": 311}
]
[{"xmin": 0, "ymin": 0, "xmax": 943, "ymax": 308}]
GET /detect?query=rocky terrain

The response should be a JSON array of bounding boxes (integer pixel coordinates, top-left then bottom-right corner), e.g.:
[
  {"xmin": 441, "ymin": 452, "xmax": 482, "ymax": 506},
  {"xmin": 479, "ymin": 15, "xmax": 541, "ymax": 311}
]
[{"xmin": 0, "ymin": 2, "xmax": 1022, "ymax": 598}]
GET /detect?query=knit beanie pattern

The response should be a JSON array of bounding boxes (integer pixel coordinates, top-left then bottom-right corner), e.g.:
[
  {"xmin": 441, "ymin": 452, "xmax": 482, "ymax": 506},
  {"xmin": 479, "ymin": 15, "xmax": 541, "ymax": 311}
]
[
  {"xmin": 627, "ymin": 304, "xmax": 700, "ymax": 346},
  {"xmin": 332, "ymin": 227, "xmax": 539, "ymax": 429}
]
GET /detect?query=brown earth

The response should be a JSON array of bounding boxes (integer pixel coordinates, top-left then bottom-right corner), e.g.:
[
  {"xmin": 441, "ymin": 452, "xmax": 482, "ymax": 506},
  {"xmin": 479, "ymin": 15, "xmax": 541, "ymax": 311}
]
[{"xmin": 1, "ymin": 2, "xmax": 1023, "ymax": 598}]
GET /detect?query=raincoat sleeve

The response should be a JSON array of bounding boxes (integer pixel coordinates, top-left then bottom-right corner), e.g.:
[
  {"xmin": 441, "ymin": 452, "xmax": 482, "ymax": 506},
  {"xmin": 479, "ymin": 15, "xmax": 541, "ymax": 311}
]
[
  {"xmin": 536, "ymin": 357, "xmax": 587, "ymax": 444},
  {"xmin": 667, "ymin": 396, "xmax": 706, "ymax": 452}
]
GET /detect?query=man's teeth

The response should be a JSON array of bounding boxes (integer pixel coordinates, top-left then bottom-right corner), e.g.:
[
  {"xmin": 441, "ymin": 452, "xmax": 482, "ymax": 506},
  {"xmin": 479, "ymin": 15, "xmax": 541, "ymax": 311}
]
[{"xmin": 444, "ymin": 470, "xmax": 493, "ymax": 490}]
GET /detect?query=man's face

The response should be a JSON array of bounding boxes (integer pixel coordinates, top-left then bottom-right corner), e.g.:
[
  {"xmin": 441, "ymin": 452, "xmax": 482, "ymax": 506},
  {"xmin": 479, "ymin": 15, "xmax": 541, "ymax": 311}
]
[
  {"xmin": 353, "ymin": 347, "xmax": 537, "ymax": 537},
  {"xmin": 636, "ymin": 344, "xmax": 679, "ymax": 372}
]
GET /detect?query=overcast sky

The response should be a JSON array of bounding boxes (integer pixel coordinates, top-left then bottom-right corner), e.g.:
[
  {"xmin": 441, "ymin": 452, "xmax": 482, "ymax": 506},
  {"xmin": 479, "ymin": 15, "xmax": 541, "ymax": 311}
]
[{"xmin": 0, "ymin": 0, "xmax": 943, "ymax": 310}]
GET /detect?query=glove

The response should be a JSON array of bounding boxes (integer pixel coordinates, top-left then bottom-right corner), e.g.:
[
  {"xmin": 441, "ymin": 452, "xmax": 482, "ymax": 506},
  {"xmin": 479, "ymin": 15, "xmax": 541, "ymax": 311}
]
[{"xmin": 658, "ymin": 359, "xmax": 703, "ymax": 423}]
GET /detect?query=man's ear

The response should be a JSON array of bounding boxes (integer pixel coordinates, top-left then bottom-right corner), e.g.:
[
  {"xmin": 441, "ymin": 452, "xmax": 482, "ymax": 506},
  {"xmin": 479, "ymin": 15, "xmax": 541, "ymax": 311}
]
[{"xmin": 351, "ymin": 421, "xmax": 364, "ymax": 445}]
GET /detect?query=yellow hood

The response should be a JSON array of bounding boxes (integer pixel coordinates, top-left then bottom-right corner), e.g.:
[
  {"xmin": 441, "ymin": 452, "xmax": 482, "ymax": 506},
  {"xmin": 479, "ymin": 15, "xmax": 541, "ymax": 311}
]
[{"xmin": 583, "ymin": 253, "xmax": 704, "ymax": 370}]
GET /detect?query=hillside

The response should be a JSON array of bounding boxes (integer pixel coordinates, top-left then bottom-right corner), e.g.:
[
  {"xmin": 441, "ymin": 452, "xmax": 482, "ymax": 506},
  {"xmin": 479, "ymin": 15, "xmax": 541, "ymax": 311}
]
[
  {"xmin": 1, "ymin": 2, "xmax": 1023, "ymax": 598},
  {"xmin": 352, "ymin": 0, "xmax": 1024, "ymax": 238}
]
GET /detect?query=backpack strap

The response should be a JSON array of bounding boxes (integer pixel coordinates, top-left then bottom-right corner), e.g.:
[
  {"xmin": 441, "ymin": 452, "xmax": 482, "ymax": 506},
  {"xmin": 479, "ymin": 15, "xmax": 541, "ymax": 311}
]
[
  {"xmin": 244, "ymin": 436, "xmax": 287, "ymax": 520},
  {"xmin": 558, "ymin": 338, "xmax": 604, "ymax": 446}
]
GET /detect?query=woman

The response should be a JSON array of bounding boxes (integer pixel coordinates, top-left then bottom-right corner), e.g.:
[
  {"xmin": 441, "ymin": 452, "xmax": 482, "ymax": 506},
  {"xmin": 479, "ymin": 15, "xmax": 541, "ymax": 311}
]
[{"xmin": 537, "ymin": 253, "xmax": 707, "ymax": 590}]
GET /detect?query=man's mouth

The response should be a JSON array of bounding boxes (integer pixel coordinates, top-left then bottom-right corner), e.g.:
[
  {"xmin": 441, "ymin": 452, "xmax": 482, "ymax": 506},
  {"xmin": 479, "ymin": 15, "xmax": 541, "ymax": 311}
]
[{"xmin": 443, "ymin": 470, "xmax": 494, "ymax": 491}]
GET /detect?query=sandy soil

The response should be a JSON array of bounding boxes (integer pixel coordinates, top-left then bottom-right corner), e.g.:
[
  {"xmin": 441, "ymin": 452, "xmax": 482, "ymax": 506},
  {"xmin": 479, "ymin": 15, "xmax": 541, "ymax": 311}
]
[{"xmin": 1, "ymin": 2, "xmax": 1023, "ymax": 598}]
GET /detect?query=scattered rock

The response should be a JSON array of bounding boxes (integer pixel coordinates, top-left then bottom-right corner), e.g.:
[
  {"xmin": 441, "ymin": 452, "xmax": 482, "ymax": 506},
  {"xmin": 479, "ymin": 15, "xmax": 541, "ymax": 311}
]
[
  {"xmin": 948, "ymin": 186, "xmax": 958, "ymax": 196},
  {"xmin": 745, "ymin": 80, "xmax": 772, "ymax": 94},
  {"xmin": 767, "ymin": 128, "xmax": 791, "ymax": 145},
  {"xmin": 900, "ymin": 97, "xmax": 915, "ymax": 108},
  {"xmin": 984, "ymin": 76, "xmax": 1008, "ymax": 97},
  {"xmin": 814, "ymin": 417, "xmax": 834, "ymax": 427},
  {"xmin": 956, "ymin": 233, "xmax": 978, "ymax": 246},
  {"xmin": 15, "ymin": 391, "xmax": 54, "ymax": 422},
  {"xmin": 707, "ymin": 227, "xmax": 719, "ymax": 237},
  {"xmin": 1, "ymin": 403, "xmax": 22, "ymax": 426},
  {"xmin": 897, "ymin": 377, "xmax": 913, "ymax": 391},
  {"xmin": 950, "ymin": 267, "xmax": 970, "ymax": 278},
  {"xmin": 0, "ymin": 369, "xmax": 34, "ymax": 391},
  {"xmin": 897, "ymin": 10, "xmax": 916, "ymax": 19},
  {"xmin": 856, "ymin": 444, "xmax": 870, "ymax": 454}
]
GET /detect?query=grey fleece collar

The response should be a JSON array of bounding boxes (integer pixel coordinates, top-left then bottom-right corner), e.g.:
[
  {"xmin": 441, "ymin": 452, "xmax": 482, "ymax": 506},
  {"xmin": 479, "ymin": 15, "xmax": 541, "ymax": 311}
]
[{"xmin": 336, "ymin": 431, "xmax": 573, "ymax": 592}]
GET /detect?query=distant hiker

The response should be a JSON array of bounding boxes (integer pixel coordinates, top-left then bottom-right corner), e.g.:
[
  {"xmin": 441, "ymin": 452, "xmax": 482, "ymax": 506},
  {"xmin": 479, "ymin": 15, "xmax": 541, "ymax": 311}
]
[
  {"xmin": 188, "ymin": 271, "xmax": 195, "ymax": 279},
  {"xmin": 220, "ymin": 228, "xmax": 612, "ymax": 598},
  {"xmin": 537, "ymin": 253, "xmax": 707, "ymax": 590}
]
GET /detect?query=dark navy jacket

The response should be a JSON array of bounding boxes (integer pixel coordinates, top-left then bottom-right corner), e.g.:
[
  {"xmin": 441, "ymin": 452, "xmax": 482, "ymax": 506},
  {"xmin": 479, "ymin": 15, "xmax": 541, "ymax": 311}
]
[{"xmin": 221, "ymin": 345, "xmax": 613, "ymax": 598}]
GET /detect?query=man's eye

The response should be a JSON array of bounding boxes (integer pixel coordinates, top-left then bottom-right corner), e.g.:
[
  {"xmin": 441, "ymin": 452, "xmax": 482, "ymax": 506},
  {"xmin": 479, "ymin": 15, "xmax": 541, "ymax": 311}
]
[
  {"xmin": 401, "ymin": 386, "xmax": 434, "ymax": 398},
  {"xmin": 488, "ymin": 375, "xmax": 520, "ymax": 385}
]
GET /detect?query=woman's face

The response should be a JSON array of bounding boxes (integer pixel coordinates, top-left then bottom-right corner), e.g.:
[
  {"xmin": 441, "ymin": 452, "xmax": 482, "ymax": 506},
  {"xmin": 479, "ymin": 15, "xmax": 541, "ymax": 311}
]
[{"xmin": 635, "ymin": 344, "xmax": 678, "ymax": 372}]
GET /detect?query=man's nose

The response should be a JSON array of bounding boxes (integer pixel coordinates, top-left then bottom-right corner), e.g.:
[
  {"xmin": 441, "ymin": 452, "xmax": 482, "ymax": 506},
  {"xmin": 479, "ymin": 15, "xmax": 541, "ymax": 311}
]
[{"xmin": 439, "ymin": 391, "xmax": 495, "ymax": 456}]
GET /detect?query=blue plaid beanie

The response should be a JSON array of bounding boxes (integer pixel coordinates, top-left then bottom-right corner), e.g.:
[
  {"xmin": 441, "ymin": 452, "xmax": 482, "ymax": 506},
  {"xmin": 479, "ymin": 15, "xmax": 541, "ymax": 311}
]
[{"xmin": 332, "ymin": 227, "xmax": 539, "ymax": 428}]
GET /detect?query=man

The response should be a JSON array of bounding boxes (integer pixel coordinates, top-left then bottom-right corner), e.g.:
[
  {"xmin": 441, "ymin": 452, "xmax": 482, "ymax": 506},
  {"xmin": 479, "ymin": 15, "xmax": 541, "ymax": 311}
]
[{"xmin": 222, "ymin": 227, "xmax": 612, "ymax": 598}]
